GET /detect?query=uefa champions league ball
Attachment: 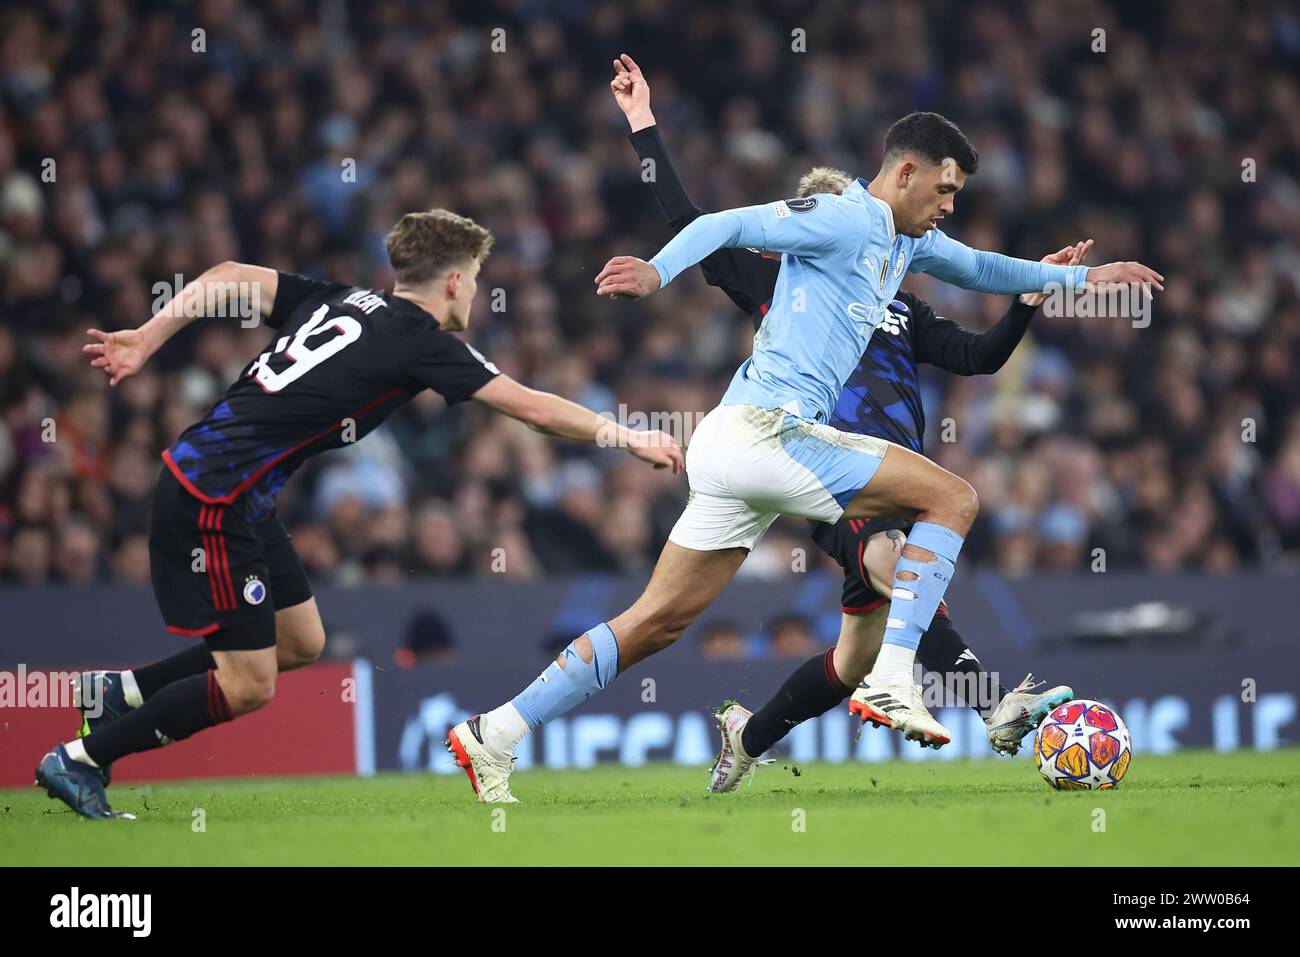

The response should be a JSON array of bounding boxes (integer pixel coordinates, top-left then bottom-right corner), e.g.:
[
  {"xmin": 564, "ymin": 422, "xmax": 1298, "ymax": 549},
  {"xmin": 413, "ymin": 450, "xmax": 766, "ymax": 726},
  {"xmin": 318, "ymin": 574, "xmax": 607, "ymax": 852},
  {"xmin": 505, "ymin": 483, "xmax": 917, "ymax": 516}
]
[{"xmin": 1033, "ymin": 699, "xmax": 1132, "ymax": 791}]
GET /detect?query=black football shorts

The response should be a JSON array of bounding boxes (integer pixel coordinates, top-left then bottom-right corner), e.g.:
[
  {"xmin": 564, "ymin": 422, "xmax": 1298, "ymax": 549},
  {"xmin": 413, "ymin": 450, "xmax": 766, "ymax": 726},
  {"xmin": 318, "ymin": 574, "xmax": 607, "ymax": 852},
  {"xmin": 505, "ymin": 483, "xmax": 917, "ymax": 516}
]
[{"xmin": 149, "ymin": 466, "xmax": 313, "ymax": 650}]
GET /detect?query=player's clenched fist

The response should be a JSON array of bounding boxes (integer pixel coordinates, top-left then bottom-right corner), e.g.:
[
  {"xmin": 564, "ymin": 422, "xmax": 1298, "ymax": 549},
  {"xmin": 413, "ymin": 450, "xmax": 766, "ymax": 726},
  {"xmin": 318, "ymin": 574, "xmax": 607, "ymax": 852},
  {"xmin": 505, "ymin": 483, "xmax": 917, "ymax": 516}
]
[
  {"xmin": 626, "ymin": 428, "xmax": 684, "ymax": 473},
  {"xmin": 595, "ymin": 256, "xmax": 661, "ymax": 299}
]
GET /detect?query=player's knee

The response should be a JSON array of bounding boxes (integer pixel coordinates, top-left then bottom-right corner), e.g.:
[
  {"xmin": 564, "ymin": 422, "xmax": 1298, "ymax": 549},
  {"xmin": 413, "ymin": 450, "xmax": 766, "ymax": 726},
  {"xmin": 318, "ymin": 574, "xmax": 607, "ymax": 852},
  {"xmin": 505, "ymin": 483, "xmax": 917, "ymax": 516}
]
[
  {"xmin": 230, "ymin": 681, "xmax": 275, "ymax": 715},
  {"xmin": 290, "ymin": 624, "xmax": 326, "ymax": 666},
  {"xmin": 960, "ymin": 480, "xmax": 979, "ymax": 523},
  {"xmin": 275, "ymin": 604, "xmax": 327, "ymax": 669},
  {"xmin": 942, "ymin": 475, "xmax": 979, "ymax": 526},
  {"xmin": 221, "ymin": 672, "xmax": 277, "ymax": 715}
]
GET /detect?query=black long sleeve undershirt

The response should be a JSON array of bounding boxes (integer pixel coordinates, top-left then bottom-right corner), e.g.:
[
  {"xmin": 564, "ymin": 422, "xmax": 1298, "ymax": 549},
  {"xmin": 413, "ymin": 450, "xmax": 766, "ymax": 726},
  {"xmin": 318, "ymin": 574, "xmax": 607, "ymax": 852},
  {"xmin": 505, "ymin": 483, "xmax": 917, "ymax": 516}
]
[
  {"xmin": 628, "ymin": 125, "xmax": 780, "ymax": 318},
  {"xmin": 627, "ymin": 123, "xmax": 1039, "ymax": 376},
  {"xmin": 912, "ymin": 298, "xmax": 1039, "ymax": 376}
]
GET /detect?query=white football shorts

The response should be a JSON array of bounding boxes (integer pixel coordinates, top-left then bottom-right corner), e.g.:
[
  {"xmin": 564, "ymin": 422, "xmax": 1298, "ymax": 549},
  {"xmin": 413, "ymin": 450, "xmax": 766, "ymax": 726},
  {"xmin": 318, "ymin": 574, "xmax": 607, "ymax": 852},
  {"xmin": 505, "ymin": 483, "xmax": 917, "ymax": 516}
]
[{"xmin": 668, "ymin": 403, "xmax": 890, "ymax": 551}]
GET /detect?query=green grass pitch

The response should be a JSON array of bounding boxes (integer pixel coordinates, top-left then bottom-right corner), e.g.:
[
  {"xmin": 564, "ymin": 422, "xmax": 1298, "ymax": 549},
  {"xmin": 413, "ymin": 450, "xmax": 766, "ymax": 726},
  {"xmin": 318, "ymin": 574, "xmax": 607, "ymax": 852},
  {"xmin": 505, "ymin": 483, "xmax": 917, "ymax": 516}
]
[{"xmin": 4, "ymin": 749, "xmax": 1298, "ymax": 866}]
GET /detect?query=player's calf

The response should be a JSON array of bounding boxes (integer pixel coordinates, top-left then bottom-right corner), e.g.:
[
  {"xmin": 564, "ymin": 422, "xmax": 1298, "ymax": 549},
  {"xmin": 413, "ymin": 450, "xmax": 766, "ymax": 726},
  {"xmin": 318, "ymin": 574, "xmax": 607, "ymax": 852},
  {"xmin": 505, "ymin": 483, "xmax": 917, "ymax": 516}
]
[
  {"xmin": 608, "ymin": 542, "xmax": 749, "ymax": 668},
  {"xmin": 843, "ymin": 448, "xmax": 973, "ymax": 744},
  {"xmin": 459, "ymin": 544, "xmax": 747, "ymax": 800},
  {"xmin": 608, "ymin": 599, "xmax": 700, "ymax": 663},
  {"xmin": 49, "ymin": 667, "xmax": 236, "ymax": 800}
]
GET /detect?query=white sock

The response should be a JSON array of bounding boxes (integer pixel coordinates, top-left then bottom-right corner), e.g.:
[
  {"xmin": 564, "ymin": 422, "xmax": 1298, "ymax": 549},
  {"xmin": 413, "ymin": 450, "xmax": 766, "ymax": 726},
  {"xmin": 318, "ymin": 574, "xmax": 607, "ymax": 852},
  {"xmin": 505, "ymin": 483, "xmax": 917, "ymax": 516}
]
[
  {"xmin": 64, "ymin": 738, "xmax": 98, "ymax": 767},
  {"xmin": 480, "ymin": 703, "xmax": 529, "ymax": 758},
  {"xmin": 120, "ymin": 670, "xmax": 143, "ymax": 708},
  {"xmin": 871, "ymin": 642, "xmax": 917, "ymax": 684}
]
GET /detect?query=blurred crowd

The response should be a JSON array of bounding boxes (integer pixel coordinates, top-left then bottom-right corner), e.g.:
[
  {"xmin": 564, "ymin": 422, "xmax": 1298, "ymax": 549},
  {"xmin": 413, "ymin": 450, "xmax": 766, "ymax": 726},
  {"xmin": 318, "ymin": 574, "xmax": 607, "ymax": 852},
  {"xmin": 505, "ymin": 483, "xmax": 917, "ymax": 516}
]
[{"xmin": 3, "ymin": 0, "xmax": 1300, "ymax": 590}]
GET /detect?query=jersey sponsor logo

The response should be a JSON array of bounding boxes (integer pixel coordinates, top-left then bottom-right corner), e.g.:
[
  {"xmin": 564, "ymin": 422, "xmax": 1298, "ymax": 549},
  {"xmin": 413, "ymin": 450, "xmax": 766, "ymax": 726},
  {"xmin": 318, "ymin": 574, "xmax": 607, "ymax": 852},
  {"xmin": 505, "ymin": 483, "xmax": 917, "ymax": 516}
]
[
  {"xmin": 247, "ymin": 304, "xmax": 363, "ymax": 393},
  {"xmin": 771, "ymin": 200, "xmax": 791, "ymax": 218},
  {"xmin": 786, "ymin": 197, "xmax": 817, "ymax": 212},
  {"xmin": 846, "ymin": 301, "xmax": 888, "ymax": 327},
  {"xmin": 243, "ymin": 575, "xmax": 267, "ymax": 606},
  {"xmin": 878, "ymin": 301, "xmax": 910, "ymax": 336}
]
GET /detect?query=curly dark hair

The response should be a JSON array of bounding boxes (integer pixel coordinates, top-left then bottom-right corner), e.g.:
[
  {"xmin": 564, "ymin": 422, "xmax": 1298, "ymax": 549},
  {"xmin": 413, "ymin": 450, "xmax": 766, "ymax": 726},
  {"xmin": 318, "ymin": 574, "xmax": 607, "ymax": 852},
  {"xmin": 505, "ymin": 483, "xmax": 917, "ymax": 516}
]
[{"xmin": 883, "ymin": 112, "xmax": 979, "ymax": 174}]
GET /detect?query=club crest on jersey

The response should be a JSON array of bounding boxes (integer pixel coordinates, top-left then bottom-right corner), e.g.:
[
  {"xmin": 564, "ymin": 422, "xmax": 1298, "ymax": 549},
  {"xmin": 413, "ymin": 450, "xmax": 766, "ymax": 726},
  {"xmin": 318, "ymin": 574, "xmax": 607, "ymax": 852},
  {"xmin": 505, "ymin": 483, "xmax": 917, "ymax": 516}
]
[
  {"xmin": 893, "ymin": 254, "xmax": 906, "ymax": 280},
  {"xmin": 242, "ymin": 575, "xmax": 267, "ymax": 606}
]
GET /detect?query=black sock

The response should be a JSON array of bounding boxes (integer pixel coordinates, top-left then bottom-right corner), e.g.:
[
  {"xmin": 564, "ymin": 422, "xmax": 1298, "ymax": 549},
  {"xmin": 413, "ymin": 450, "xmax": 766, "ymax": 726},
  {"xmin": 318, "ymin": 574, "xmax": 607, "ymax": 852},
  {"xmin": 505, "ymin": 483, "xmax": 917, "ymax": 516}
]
[
  {"xmin": 915, "ymin": 611, "xmax": 1009, "ymax": 719},
  {"xmin": 741, "ymin": 649, "xmax": 850, "ymax": 757},
  {"xmin": 83, "ymin": 672, "xmax": 232, "ymax": 766},
  {"xmin": 131, "ymin": 644, "xmax": 217, "ymax": 700}
]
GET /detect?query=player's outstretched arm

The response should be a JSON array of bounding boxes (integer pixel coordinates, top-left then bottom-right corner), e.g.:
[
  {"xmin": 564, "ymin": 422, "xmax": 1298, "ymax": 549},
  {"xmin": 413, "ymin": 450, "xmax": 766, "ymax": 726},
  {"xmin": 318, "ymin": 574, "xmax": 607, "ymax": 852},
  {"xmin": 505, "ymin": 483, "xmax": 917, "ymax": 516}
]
[
  {"xmin": 919, "ymin": 241, "xmax": 1093, "ymax": 376},
  {"xmin": 597, "ymin": 195, "xmax": 851, "ymax": 300},
  {"xmin": 913, "ymin": 230, "xmax": 1163, "ymax": 298},
  {"xmin": 83, "ymin": 261, "xmax": 279, "ymax": 387},
  {"xmin": 472, "ymin": 375, "xmax": 683, "ymax": 473}
]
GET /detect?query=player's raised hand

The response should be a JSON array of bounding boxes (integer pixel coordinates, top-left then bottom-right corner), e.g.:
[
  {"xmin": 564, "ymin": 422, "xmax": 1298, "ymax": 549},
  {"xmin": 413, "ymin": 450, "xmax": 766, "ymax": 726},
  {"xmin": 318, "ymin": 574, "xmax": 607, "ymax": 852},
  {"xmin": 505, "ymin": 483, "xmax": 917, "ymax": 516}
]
[
  {"xmin": 610, "ymin": 53, "xmax": 653, "ymax": 131},
  {"xmin": 627, "ymin": 428, "xmax": 684, "ymax": 473},
  {"xmin": 1021, "ymin": 239, "xmax": 1093, "ymax": 307},
  {"xmin": 1085, "ymin": 260, "xmax": 1165, "ymax": 298},
  {"xmin": 83, "ymin": 327, "xmax": 152, "ymax": 387},
  {"xmin": 595, "ymin": 256, "xmax": 661, "ymax": 299}
]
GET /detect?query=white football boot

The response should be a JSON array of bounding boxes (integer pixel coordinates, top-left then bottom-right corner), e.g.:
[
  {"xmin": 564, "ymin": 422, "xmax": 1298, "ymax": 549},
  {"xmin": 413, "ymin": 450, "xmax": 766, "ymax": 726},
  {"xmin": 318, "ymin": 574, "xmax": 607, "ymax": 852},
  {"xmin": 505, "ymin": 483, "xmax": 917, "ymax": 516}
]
[
  {"xmin": 446, "ymin": 716, "xmax": 519, "ymax": 804},
  {"xmin": 985, "ymin": 674, "xmax": 1074, "ymax": 755},
  {"xmin": 849, "ymin": 677, "xmax": 952, "ymax": 749},
  {"xmin": 707, "ymin": 703, "xmax": 773, "ymax": 794}
]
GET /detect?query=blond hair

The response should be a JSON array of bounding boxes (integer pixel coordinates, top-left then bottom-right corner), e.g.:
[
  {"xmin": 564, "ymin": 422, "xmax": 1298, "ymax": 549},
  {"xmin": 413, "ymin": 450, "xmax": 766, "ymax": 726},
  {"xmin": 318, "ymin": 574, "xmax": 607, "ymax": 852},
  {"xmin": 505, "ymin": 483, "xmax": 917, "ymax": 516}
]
[
  {"xmin": 796, "ymin": 166, "xmax": 852, "ymax": 197},
  {"xmin": 384, "ymin": 210, "xmax": 495, "ymax": 285}
]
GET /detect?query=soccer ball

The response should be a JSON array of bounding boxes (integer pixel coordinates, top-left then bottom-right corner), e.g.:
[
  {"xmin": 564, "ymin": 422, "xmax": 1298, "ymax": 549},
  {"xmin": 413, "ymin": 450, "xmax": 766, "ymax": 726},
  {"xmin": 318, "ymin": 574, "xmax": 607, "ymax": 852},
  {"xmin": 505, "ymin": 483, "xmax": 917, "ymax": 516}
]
[{"xmin": 1033, "ymin": 699, "xmax": 1132, "ymax": 791}]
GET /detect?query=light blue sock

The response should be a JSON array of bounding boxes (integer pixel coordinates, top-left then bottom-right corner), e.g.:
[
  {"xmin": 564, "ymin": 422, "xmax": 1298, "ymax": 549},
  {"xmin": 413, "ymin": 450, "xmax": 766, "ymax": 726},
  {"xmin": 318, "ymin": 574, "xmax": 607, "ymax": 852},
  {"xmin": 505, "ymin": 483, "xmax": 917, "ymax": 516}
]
[
  {"xmin": 511, "ymin": 622, "xmax": 620, "ymax": 729},
  {"xmin": 882, "ymin": 521, "xmax": 965, "ymax": 651}
]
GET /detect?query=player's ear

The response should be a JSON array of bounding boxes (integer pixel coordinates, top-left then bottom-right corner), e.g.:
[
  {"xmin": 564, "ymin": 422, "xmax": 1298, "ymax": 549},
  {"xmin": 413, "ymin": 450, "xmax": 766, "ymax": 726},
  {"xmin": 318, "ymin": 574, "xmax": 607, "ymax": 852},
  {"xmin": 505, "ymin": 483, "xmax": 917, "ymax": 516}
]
[{"xmin": 897, "ymin": 160, "xmax": 915, "ymax": 189}]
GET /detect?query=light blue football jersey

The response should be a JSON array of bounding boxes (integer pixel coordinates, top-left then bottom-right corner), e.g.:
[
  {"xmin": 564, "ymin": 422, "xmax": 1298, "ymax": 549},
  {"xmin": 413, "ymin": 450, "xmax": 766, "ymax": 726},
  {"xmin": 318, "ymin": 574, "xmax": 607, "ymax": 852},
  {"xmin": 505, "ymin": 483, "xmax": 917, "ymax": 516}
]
[{"xmin": 649, "ymin": 177, "xmax": 1087, "ymax": 424}]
